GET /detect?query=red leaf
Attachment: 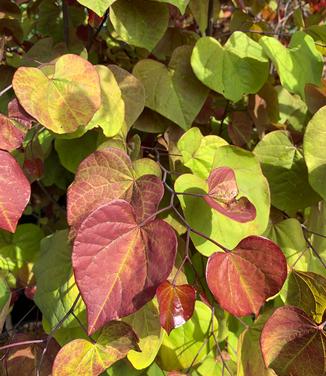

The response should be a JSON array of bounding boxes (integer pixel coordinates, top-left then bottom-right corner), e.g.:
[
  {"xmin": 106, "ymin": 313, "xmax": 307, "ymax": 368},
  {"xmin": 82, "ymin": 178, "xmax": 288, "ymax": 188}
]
[
  {"xmin": 206, "ymin": 236, "xmax": 287, "ymax": 317},
  {"xmin": 72, "ymin": 200, "xmax": 177, "ymax": 335},
  {"xmin": 261, "ymin": 306, "xmax": 326, "ymax": 376},
  {"xmin": 156, "ymin": 281, "xmax": 196, "ymax": 334},
  {"xmin": 8, "ymin": 98, "xmax": 34, "ymax": 129},
  {"xmin": 0, "ymin": 114, "xmax": 25, "ymax": 152},
  {"xmin": 204, "ymin": 167, "xmax": 256, "ymax": 223},
  {"xmin": 67, "ymin": 147, "xmax": 163, "ymax": 234},
  {"xmin": 0, "ymin": 150, "xmax": 31, "ymax": 232}
]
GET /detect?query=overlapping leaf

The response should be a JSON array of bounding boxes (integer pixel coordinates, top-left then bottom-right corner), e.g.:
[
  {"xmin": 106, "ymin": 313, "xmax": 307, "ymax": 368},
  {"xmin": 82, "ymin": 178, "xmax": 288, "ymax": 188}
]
[
  {"xmin": 52, "ymin": 321, "xmax": 139, "ymax": 376},
  {"xmin": 206, "ymin": 236, "xmax": 287, "ymax": 316},
  {"xmin": 73, "ymin": 200, "xmax": 177, "ymax": 334},
  {"xmin": 191, "ymin": 32, "xmax": 269, "ymax": 102},
  {"xmin": 0, "ymin": 277, "xmax": 11, "ymax": 333},
  {"xmin": 13, "ymin": 54, "xmax": 101, "ymax": 134},
  {"xmin": 133, "ymin": 46, "xmax": 209, "ymax": 130},
  {"xmin": 261, "ymin": 306, "xmax": 326, "ymax": 376},
  {"xmin": 204, "ymin": 167, "xmax": 256, "ymax": 223},
  {"xmin": 260, "ymin": 31, "xmax": 323, "ymax": 98},
  {"xmin": 67, "ymin": 147, "xmax": 163, "ymax": 234},
  {"xmin": 156, "ymin": 280, "xmax": 196, "ymax": 334},
  {"xmin": 0, "ymin": 151, "xmax": 30, "ymax": 233}
]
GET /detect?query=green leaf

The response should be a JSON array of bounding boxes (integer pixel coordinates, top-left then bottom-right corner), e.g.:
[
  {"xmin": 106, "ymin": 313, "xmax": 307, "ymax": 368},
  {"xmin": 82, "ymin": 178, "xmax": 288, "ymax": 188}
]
[
  {"xmin": 304, "ymin": 105, "xmax": 326, "ymax": 201},
  {"xmin": 33, "ymin": 230, "xmax": 86, "ymax": 330},
  {"xmin": 0, "ymin": 277, "xmax": 11, "ymax": 333},
  {"xmin": 264, "ymin": 218, "xmax": 308, "ymax": 270},
  {"xmin": 53, "ymin": 321, "xmax": 139, "ymax": 376},
  {"xmin": 110, "ymin": 0, "xmax": 169, "ymax": 51},
  {"xmin": 254, "ymin": 130, "xmax": 320, "ymax": 212},
  {"xmin": 197, "ymin": 352, "xmax": 236, "ymax": 376},
  {"xmin": 86, "ymin": 65, "xmax": 125, "ymax": 138},
  {"xmin": 157, "ymin": 301, "xmax": 218, "ymax": 371},
  {"xmin": 76, "ymin": 0, "xmax": 115, "ymax": 16},
  {"xmin": 177, "ymin": 127, "xmax": 228, "ymax": 178},
  {"xmin": 133, "ymin": 46, "xmax": 209, "ymax": 130},
  {"xmin": 259, "ymin": 31, "xmax": 323, "ymax": 98},
  {"xmin": 191, "ymin": 32, "xmax": 269, "ymax": 102},
  {"xmin": 152, "ymin": 0, "xmax": 189, "ymax": 14},
  {"xmin": 285, "ymin": 270, "xmax": 326, "ymax": 324},
  {"xmin": 175, "ymin": 146, "xmax": 270, "ymax": 255},
  {"xmin": 123, "ymin": 299, "xmax": 163, "ymax": 370},
  {"xmin": 237, "ymin": 309, "xmax": 276, "ymax": 376},
  {"xmin": 55, "ymin": 131, "xmax": 99, "ymax": 173},
  {"xmin": 189, "ymin": 0, "xmax": 220, "ymax": 34}
]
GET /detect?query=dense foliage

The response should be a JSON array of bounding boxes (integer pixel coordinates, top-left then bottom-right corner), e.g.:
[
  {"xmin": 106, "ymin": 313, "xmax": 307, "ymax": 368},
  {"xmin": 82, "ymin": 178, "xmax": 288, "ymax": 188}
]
[{"xmin": 0, "ymin": 0, "xmax": 325, "ymax": 375}]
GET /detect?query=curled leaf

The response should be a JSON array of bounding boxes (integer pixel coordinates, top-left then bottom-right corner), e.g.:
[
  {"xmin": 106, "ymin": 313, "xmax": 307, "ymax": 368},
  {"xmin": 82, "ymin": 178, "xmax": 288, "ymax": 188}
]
[
  {"xmin": 156, "ymin": 280, "xmax": 196, "ymax": 334},
  {"xmin": 204, "ymin": 167, "xmax": 256, "ymax": 223},
  {"xmin": 206, "ymin": 236, "xmax": 287, "ymax": 317}
]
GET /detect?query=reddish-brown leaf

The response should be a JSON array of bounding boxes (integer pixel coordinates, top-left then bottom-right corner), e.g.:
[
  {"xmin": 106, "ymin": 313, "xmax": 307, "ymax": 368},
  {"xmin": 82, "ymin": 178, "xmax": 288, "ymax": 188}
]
[
  {"xmin": 0, "ymin": 113, "xmax": 26, "ymax": 152},
  {"xmin": 261, "ymin": 306, "xmax": 326, "ymax": 376},
  {"xmin": 206, "ymin": 236, "xmax": 287, "ymax": 317},
  {"xmin": 228, "ymin": 111, "xmax": 253, "ymax": 147},
  {"xmin": 0, "ymin": 150, "xmax": 31, "ymax": 232},
  {"xmin": 8, "ymin": 98, "xmax": 34, "ymax": 128},
  {"xmin": 204, "ymin": 167, "xmax": 256, "ymax": 223},
  {"xmin": 156, "ymin": 281, "xmax": 196, "ymax": 334},
  {"xmin": 72, "ymin": 200, "xmax": 177, "ymax": 335},
  {"xmin": 67, "ymin": 147, "xmax": 163, "ymax": 234}
]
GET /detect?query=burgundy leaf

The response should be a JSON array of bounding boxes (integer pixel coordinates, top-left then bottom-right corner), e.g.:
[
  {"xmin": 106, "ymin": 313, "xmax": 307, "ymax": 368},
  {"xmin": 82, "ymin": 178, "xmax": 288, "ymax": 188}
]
[
  {"xmin": 0, "ymin": 113, "xmax": 26, "ymax": 152},
  {"xmin": 0, "ymin": 150, "xmax": 31, "ymax": 232},
  {"xmin": 8, "ymin": 98, "xmax": 34, "ymax": 128},
  {"xmin": 261, "ymin": 306, "xmax": 326, "ymax": 376},
  {"xmin": 204, "ymin": 167, "xmax": 256, "ymax": 223},
  {"xmin": 67, "ymin": 147, "xmax": 163, "ymax": 235},
  {"xmin": 156, "ymin": 280, "xmax": 196, "ymax": 334},
  {"xmin": 72, "ymin": 200, "xmax": 177, "ymax": 335},
  {"xmin": 206, "ymin": 236, "xmax": 287, "ymax": 317}
]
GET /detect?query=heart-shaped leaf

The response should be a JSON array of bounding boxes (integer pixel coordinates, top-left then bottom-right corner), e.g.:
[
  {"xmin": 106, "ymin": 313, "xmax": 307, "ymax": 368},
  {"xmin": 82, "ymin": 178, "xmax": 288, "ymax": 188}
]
[
  {"xmin": 156, "ymin": 280, "xmax": 196, "ymax": 334},
  {"xmin": 52, "ymin": 321, "xmax": 139, "ymax": 376},
  {"xmin": 191, "ymin": 32, "xmax": 269, "ymax": 102},
  {"xmin": 0, "ymin": 151, "xmax": 31, "ymax": 233},
  {"xmin": 261, "ymin": 306, "xmax": 326, "ymax": 376},
  {"xmin": 67, "ymin": 147, "xmax": 163, "ymax": 234},
  {"xmin": 72, "ymin": 200, "xmax": 177, "ymax": 334},
  {"xmin": 204, "ymin": 167, "xmax": 256, "ymax": 223},
  {"xmin": 260, "ymin": 31, "xmax": 323, "ymax": 98},
  {"xmin": 206, "ymin": 236, "xmax": 287, "ymax": 316},
  {"xmin": 13, "ymin": 54, "xmax": 101, "ymax": 134},
  {"xmin": 133, "ymin": 45, "xmax": 209, "ymax": 130}
]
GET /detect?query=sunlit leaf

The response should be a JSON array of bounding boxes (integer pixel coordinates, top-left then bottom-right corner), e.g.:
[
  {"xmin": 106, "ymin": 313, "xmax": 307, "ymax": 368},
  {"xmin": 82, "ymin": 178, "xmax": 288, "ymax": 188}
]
[
  {"xmin": 191, "ymin": 32, "xmax": 269, "ymax": 102},
  {"xmin": 204, "ymin": 167, "xmax": 256, "ymax": 223},
  {"xmin": 152, "ymin": 0, "xmax": 189, "ymax": 14},
  {"xmin": 133, "ymin": 46, "xmax": 209, "ymax": 130},
  {"xmin": 75, "ymin": 0, "xmax": 116, "ymax": 16},
  {"xmin": 0, "ymin": 151, "xmax": 30, "ymax": 233},
  {"xmin": 206, "ymin": 236, "xmax": 287, "ymax": 316},
  {"xmin": 261, "ymin": 306, "xmax": 326, "ymax": 376},
  {"xmin": 0, "ymin": 277, "xmax": 11, "ymax": 332},
  {"xmin": 53, "ymin": 321, "xmax": 139, "ymax": 376},
  {"xmin": 260, "ymin": 31, "xmax": 323, "ymax": 98},
  {"xmin": 156, "ymin": 280, "xmax": 196, "ymax": 334},
  {"xmin": 73, "ymin": 200, "xmax": 177, "ymax": 334},
  {"xmin": 13, "ymin": 54, "xmax": 101, "ymax": 134}
]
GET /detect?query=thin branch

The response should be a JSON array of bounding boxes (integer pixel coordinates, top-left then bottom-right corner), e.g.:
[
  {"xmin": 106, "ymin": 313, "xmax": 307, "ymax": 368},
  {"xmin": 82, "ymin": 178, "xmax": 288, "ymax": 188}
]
[
  {"xmin": 206, "ymin": 0, "xmax": 215, "ymax": 36},
  {"xmin": 301, "ymin": 225, "xmax": 326, "ymax": 239},
  {"xmin": 0, "ymin": 85, "xmax": 12, "ymax": 97},
  {"xmin": 302, "ymin": 230, "xmax": 326, "ymax": 269},
  {"xmin": 0, "ymin": 340, "xmax": 44, "ymax": 352},
  {"xmin": 87, "ymin": 9, "xmax": 109, "ymax": 51}
]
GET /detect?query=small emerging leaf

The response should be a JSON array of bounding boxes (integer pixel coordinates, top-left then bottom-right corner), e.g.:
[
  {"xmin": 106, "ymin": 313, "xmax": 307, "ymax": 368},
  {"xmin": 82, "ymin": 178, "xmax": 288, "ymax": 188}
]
[
  {"xmin": 206, "ymin": 236, "xmax": 287, "ymax": 317},
  {"xmin": 156, "ymin": 280, "xmax": 196, "ymax": 334},
  {"xmin": 204, "ymin": 167, "xmax": 256, "ymax": 223}
]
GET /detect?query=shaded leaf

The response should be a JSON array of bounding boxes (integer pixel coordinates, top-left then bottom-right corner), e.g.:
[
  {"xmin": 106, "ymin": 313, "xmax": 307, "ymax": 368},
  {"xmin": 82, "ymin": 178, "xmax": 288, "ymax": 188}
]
[
  {"xmin": 0, "ymin": 151, "xmax": 30, "ymax": 233},
  {"xmin": 261, "ymin": 306, "xmax": 326, "ymax": 376},
  {"xmin": 304, "ymin": 105, "xmax": 326, "ymax": 201},
  {"xmin": 133, "ymin": 46, "xmax": 209, "ymax": 130},
  {"xmin": 8, "ymin": 98, "xmax": 34, "ymax": 128},
  {"xmin": 204, "ymin": 167, "xmax": 256, "ymax": 223},
  {"xmin": 110, "ymin": 0, "xmax": 169, "ymax": 51},
  {"xmin": 73, "ymin": 200, "xmax": 177, "ymax": 334},
  {"xmin": 191, "ymin": 32, "xmax": 269, "ymax": 102},
  {"xmin": 285, "ymin": 270, "xmax": 326, "ymax": 323},
  {"xmin": 305, "ymin": 81, "xmax": 326, "ymax": 114},
  {"xmin": 156, "ymin": 280, "xmax": 196, "ymax": 334},
  {"xmin": 53, "ymin": 321, "xmax": 139, "ymax": 376},
  {"xmin": 13, "ymin": 54, "xmax": 101, "ymax": 134},
  {"xmin": 0, "ymin": 277, "xmax": 11, "ymax": 332},
  {"xmin": 0, "ymin": 113, "xmax": 26, "ymax": 152},
  {"xmin": 206, "ymin": 236, "xmax": 287, "ymax": 316},
  {"xmin": 260, "ymin": 31, "xmax": 323, "ymax": 98}
]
